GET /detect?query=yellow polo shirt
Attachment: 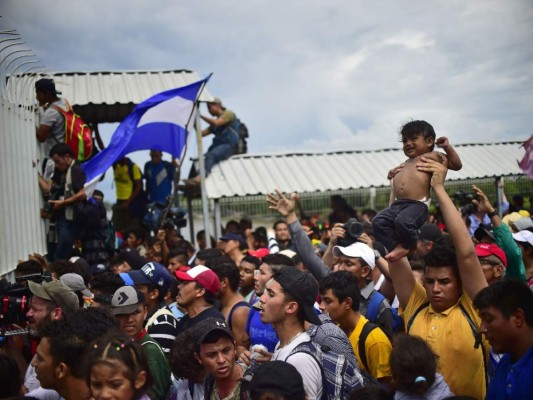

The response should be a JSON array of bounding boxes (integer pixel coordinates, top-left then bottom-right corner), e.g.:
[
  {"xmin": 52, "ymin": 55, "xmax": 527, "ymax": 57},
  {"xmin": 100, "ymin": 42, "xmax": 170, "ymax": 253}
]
[
  {"xmin": 114, "ymin": 162, "xmax": 141, "ymax": 200},
  {"xmin": 402, "ymin": 282, "xmax": 488, "ymax": 400},
  {"xmin": 349, "ymin": 315, "xmax": 392, "ymax": 380}
]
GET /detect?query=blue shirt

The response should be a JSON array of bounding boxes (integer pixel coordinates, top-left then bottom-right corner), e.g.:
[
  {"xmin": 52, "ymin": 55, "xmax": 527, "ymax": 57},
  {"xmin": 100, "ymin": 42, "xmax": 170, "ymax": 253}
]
[
  {"xmin": 245, "ymin": 308, "xmax": 279, "ymax": 353},
  {"xmin": 486, "ymin": 346, "xmax": 533, "ymax": 400},
  {"xmin": 144, "ymin": 161, "xmax": 174, "ymax": 202}
]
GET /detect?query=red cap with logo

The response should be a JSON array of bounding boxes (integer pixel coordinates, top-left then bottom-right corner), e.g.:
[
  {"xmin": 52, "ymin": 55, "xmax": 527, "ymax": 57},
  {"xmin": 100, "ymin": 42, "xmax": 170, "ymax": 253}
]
[{"xmin": 475, "ymin": 243, "xmax": 507, "ymax": 267}]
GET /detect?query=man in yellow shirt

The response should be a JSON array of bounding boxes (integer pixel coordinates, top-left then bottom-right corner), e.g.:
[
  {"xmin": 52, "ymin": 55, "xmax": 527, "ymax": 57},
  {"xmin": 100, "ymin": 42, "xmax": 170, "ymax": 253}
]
[
  {"xmin": 318, "ymin": 270, "xmax": 392, "ymax": 383},
  {"xmin": 389, "ymin": 158, "xmax": 489, "ymax": 399},
  {"xmin": 112, "ymin": 157, "xmax": 145, "ymax": 233}
]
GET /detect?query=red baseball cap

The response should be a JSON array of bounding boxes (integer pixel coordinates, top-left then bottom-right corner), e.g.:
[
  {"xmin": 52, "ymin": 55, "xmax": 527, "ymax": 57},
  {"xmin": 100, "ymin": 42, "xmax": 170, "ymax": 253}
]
[
  {"xmin": 475, "ymin": 243, "xmax": 507, "ymax": 267},
  {"xmin": 175, "ymin": 265, "xmax": 220, "ymax": 294},
  {"xmin": 248, "ymin": 248, "xmax": 270, "ymax": 259}
]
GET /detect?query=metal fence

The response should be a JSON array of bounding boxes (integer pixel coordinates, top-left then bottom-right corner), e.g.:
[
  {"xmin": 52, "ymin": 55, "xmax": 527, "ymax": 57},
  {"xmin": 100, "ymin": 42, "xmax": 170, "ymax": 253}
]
[
  {"xmin": 186, "ymin": 175, "xmax": 531, "ymax": 228},
  {"xmin": 0, "ymin": 30, "xmax": 48, "ymax": 275}
]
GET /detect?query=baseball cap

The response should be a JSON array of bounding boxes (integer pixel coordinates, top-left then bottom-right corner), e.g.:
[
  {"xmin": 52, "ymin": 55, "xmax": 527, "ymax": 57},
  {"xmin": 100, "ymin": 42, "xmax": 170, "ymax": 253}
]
[
  {"xmin": 512, "ymin": 217, "xmax": 533, "ymax": 232},
  {"xmin": 28, "ymin": 280, "xmax": 79, "ymax": 315},
  {"xmin": 332, "ymin": 242, "xmax": 376, "ymax": 270},
  {"xmin": 249, "ymin": 248, "xmax": 270, "ymax": 259},
  {"xmin": 35, "ymin": 78, "xmax": 61, "ymax": 95},
  {"xmin": 249, "ymin": 360, "xmax": 305, "ymax": 400},
  {"xmin": 90, "ymin": 263, "xmax": 108, "ymax": 275},
  {"xmin": 174, "ymin": 265, "xmax": 191, "ymax": 280},
  {"xmin": 193, "ymin": 317, "xmax": 233, "ymax": 345},
  {"xmin": 125, "ymin": 262, "xmax": 173, "ymax": 290},
  {"xmin": 208, "ymin": 97, "xmax": 224, "ymax": 107},
  {"xmin": 111, "ymin": 286, "xmax": 145, "ymax": 315},
  {"xmin": 175, "ymin": 265, "xmax": 220, "ymax": 294},
  {"xmin": 502, "ymin": 212, "xmax": 523, "ymax": 227},
  {"xmin": 474, "ymin": 225, "xmax": 495, "ymax": 242},
  {"xmin": 512, "ymin": 230, "xmax": 533, "ymax": 246},
  {"xmin": 418, "ymin": 223, "xmax": 443, "ymax": 242},
  {"xmin": 273, "ymin": 267, "xmax": 321, "ymax": 325},
  {"xmin": 220, "ymin": 233, "xmax": 246, "ymax": 246},
  {"xmin": 475, "ymin": 243, "xmax": 507, "ymax": 267},
  {"xmin": 60, "ymin": 273, "xmax": 93, "ymax": 297}
]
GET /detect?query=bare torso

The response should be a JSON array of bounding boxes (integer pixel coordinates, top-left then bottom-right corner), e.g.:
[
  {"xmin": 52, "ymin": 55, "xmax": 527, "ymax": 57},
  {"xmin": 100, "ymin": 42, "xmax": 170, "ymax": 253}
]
[{"xmin": 393, "ymin": 151, "xmax": 445, "ymax": 200}]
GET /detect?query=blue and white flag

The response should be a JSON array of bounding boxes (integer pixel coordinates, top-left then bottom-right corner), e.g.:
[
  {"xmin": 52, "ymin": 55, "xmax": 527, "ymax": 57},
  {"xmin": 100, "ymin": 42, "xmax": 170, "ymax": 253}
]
[{"xmin": 82, "ymin": 77, "xmax": 208, "ymax": 185}]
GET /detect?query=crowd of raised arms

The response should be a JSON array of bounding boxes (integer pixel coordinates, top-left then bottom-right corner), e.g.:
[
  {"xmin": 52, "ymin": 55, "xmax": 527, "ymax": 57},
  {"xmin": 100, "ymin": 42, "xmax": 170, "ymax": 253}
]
[{"xmin": 2, "ymin": 86, "xmax": 531, "ymax": 400}]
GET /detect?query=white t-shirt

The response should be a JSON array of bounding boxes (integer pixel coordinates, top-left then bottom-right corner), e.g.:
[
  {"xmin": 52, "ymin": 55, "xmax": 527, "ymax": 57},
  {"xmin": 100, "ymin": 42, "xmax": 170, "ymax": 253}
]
[
  {"xmin": 40, "ymin": 98, "xmax": 67, "ymax": 155},
  {"xmin": 271, "ymin": 332, "xmax": 323, "ymax": 400}
]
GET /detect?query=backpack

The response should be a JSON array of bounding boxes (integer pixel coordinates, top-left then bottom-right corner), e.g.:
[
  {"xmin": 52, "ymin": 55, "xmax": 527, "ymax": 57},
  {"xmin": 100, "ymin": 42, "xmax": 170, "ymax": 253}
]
[
  {"xmin": 366, "ymin": 290, "xmax": 404, "ymax": 336},
  {"xmin": 228, "ymin": 116, "xmax": 249, "ymax": 155},
  {"xmin": 406, "ymin": 301, "xmax": 489, "ymax": 392},
  {"xmin": 288, "ymin": 314, "xmax": 365, "ymax": 400},
  {"xmin": 357, "ymin": 321, "xmax": 384, "ymax": 374},
  {"xmin": 51, "ymin": 100, "xmax": 93, "ymax": 161}
]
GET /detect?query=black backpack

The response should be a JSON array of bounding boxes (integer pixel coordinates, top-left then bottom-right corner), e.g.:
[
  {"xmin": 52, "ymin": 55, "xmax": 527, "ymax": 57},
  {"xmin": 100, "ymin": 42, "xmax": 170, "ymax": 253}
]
[{"xmin": 228, "ymin": 117, "xmax": 249, "ymax": 155}]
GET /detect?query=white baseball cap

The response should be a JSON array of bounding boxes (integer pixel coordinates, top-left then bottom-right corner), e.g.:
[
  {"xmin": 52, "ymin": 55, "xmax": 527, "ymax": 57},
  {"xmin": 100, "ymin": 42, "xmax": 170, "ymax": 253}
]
[{"xmin": 332, "ymin": 242, "xmax": 376, "ymax": 270}]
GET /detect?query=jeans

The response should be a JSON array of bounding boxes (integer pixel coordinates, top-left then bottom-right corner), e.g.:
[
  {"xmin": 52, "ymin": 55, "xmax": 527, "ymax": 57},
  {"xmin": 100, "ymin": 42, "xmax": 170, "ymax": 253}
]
[
  {"xmin": 54, "ymin": 215, "xmax": 81, "ymax": 261},
  {"xmin": 205, "ymin": 144, "xmax": 236, "ymax": 176},
  {"xmin": 372, "ymin": 199, "xmax": 428, "ymax": 252}
]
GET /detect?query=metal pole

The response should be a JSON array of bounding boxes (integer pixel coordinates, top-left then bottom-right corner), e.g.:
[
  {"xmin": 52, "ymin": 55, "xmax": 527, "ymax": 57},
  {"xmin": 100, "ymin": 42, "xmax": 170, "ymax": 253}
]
[
  {"xmin": 187, "ymin": 196, "xmax": 195, "ymax": 247},
  {"xmin": 196, "ymin": 111, "xmax": 211, "ymax": 248},
  {"xmin": 214, "ymin": 199, "xmax": 222, "ymax": 241},
  {"xmin": 496, "ymin": 176, "xmax": 503, "ymax": 217}
]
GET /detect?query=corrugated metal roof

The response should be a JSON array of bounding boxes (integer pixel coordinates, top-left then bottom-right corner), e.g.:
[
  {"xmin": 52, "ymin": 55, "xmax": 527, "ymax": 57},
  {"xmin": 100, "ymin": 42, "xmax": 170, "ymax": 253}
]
[
  {"xmin": 204, "ymin": 141, "xmax": 527, "ymax": 199},
  {"xmin": 7, "ymin": 70, "xmax": 213, "ymax": 124}
]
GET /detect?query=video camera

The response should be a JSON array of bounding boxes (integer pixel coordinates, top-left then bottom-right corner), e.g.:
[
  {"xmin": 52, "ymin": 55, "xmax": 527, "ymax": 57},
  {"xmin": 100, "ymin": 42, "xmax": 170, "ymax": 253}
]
[
  {"xmin": 0, "ymin": 273, "xmax": 49, "ymax": 342},
  {"xmin": 337, "ymin": 218, "xmax": 364, "ymax": 247},
  {"xmin": 143, "ymin": 199, "xmax": 187, "ymax": 233}
]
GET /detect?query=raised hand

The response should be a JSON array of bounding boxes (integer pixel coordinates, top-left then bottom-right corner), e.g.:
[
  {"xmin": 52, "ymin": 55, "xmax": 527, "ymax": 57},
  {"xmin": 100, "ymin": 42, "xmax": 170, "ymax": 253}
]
[
  {"xmin": 417, "ymin": 156, "xmax": 448, "ymax": 188},
  {"xmin": 436, "ymin": 136, "xmax": 450, "ymax": 149},
  {"xmin": 266, "ymin": 189, "xmax": 297, "ymax": 217},
  {"xmin": 471, "ymin": 185, "xmax": 494, "ymax": 213}
]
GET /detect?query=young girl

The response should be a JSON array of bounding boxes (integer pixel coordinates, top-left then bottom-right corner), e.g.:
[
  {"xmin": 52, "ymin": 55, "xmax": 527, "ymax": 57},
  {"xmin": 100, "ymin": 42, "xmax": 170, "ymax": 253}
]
[
  {"xmin": 390, "ymin": 334, "xmax": 454, "ymax": 400},
  {"xmin": 87, "ymin": 332, "xmax": 152, "ymax": 400}
]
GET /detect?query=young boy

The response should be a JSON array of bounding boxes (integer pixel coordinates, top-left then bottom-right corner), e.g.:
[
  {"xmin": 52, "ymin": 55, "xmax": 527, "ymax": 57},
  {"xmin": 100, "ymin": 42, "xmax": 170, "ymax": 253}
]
[{"xmin": 372, "ymin": 120, "xmax": 462, "ymax": 261}]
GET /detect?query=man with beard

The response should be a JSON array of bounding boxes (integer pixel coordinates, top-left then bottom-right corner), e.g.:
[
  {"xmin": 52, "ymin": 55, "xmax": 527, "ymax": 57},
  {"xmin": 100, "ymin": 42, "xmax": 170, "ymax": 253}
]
[{"xmin": 24, "ymin": 280, "xmax": 79, "ymax": 396}]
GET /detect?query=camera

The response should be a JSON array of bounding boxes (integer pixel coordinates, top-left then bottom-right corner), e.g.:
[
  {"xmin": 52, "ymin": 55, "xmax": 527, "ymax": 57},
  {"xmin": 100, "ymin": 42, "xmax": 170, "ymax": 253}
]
[
  {"xmin": 453, "ymin": 191, "xmax": 474, "ymax": 207},
  {"xmin": 42, "ymin": 186, "xmax": 61, "ymax": 215},
  {"xmin": 143, "ymin": 199, "xmax": 187, "ymax": 233},
  {"xmin": 0, "ymin": 273, "xmax": 50, "ymax": 342},
  {"xmin": 337, "ymin": 218, "xmax": 364, "ymax": 247}
]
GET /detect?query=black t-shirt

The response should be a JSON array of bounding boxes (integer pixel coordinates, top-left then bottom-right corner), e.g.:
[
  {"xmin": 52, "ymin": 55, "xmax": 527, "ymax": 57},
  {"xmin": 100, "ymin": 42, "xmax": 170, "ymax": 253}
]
[{"xmin": 175, "ymin": 306, "xmax": 225, "ymax": 337}]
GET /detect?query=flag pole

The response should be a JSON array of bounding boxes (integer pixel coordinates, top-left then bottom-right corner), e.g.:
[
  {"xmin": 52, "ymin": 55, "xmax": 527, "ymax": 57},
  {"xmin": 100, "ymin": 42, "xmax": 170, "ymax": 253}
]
[{"xmin": 196, "ymin": 110, "xmax": 212, "ymax": 249}]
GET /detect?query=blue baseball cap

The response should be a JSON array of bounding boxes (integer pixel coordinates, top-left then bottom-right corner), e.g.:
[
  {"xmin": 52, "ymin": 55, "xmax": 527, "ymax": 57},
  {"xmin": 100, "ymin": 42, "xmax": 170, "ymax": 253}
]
[
  {"xmin": 220, "ymin": 233, "xmax": 246, "ymax": 245},
  {"xmin": 124, "ymin": 262, "xmax": 173, "ymax": 290}
]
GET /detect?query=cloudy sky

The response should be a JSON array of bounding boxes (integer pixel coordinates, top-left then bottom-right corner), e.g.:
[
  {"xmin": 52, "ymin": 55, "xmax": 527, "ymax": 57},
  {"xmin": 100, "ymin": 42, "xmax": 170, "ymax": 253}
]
[{"xmin": 2, "ymin": 1, "xmax": 533, "ymax": 200}]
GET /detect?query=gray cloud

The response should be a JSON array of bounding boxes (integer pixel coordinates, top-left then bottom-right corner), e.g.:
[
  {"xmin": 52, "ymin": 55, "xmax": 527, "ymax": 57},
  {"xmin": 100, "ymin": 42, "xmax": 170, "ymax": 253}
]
[{"xmin": 2, "ymin": 0, "xmax": 532, "ymax": 158}]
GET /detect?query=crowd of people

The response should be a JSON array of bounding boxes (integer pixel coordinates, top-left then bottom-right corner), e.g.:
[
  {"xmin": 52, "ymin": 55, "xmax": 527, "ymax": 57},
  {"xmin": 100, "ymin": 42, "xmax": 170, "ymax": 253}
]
[{"xmin": 1, "ymin": 84, "xmax": 528, "ymax": 400}]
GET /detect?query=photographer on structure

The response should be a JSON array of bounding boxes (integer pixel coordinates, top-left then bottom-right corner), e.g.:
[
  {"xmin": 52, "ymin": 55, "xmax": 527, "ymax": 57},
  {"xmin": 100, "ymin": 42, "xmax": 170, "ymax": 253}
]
[
  {"xmin": 39, "ymin": 143, "xmax": 87, "ymax": 261},
  {"xmin": 266, "ymin": 189, "xmax": 394, "ymax": 335}
]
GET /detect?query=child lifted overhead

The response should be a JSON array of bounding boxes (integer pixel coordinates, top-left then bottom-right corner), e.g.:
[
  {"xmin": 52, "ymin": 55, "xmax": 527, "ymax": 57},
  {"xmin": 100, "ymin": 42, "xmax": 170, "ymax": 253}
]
[{"xmin": 372, "ymin": 120, "xmax": 462, "ymax": 262}]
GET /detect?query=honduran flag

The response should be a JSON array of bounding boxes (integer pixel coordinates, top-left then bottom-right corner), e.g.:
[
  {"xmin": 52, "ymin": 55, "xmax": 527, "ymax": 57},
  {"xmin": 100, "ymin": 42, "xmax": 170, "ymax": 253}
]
[{"xmin": 82, "ymin": 77, "xmax": 209, "ymax": 187}]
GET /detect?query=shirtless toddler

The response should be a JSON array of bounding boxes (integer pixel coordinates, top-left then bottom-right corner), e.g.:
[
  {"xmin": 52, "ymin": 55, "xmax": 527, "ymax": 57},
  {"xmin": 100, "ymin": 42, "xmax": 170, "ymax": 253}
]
[{"xmin": 372, "ymin": 120, "xmax": 462, "ymax": 261}]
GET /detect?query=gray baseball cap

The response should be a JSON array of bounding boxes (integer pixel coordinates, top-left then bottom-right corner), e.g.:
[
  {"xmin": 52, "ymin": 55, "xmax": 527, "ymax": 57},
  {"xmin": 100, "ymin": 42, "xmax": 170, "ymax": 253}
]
[
  {"xmin": 28, "ymin": 280, "xmax": 79, "ymax": 315},
  {"xmin": 111, "ymin": 286, "xmax": 145, "ymax": 315}
]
